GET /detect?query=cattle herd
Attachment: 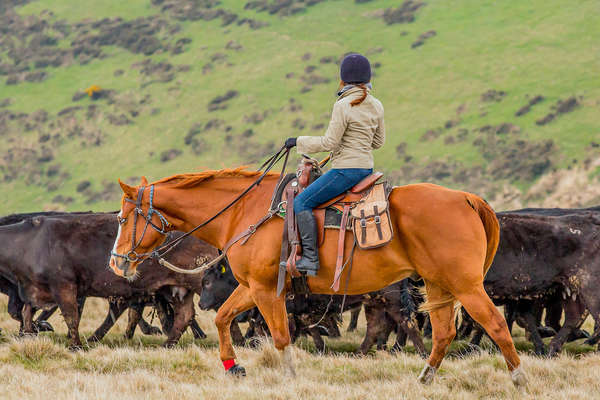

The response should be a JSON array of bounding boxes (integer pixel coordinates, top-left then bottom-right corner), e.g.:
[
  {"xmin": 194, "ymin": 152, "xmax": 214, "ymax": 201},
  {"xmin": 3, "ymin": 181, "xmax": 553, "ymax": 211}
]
[{"xmin": 0, "ymin": 206, "xmax": 599, "ymax": 358}]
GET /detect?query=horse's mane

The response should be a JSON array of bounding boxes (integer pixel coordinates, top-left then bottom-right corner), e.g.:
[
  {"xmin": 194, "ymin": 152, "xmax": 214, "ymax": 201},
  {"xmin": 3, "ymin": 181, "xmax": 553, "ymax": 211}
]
[{"xmin": 152, "ymin": 166, "xmax": 276, "ymax": 189}]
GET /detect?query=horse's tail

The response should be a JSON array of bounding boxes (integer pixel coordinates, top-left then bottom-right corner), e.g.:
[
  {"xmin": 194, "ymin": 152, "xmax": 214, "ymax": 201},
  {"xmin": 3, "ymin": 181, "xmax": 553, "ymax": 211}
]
[
  {"xmin": 420, "ymin": 193, "xmax": 499, "ymax": 313},
  {"xmin": 464, "ymin": 193, "xmax": 500, "ymax": 278}
]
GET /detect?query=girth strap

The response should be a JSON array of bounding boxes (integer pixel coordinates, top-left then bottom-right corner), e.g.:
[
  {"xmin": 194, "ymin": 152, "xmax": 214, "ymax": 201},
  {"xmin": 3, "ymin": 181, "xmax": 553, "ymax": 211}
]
[{"xmin": 332, "ymin": 204, "xmax": 351, "ymax": 292}]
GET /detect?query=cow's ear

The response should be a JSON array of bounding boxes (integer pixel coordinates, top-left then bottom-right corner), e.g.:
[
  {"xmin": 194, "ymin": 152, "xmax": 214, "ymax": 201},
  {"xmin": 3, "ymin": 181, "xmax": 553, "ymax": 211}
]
[
  {"xmin": 118, "ymin": 179, "xmax": 138, "ymax": 199},
  {"xmin": 221, "ymin": 265, "xmax": 226, "ymax": 274},
  {"xmin": 140, "ymin": 176, "xmax": 149, "ymax": 186}
]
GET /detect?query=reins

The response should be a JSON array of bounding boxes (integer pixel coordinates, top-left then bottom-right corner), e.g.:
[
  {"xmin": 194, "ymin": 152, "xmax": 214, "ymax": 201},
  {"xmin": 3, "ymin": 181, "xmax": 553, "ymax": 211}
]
[{"xmin": 113, "ymin": 145, "xmax": 292, "ymax": 274}]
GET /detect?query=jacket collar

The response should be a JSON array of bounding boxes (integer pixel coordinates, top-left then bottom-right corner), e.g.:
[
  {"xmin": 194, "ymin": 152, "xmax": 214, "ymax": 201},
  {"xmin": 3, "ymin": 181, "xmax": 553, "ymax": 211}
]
[{"xmin": 337, "ymin": 83, "xmax": 372, "ymax": 99}]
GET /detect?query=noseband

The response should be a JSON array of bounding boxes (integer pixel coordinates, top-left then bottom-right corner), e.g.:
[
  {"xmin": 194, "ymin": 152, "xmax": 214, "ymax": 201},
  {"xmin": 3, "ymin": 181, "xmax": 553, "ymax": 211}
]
[{"xmin": 111, "ymin": 184, "xmax": 171, "ymax": 263}]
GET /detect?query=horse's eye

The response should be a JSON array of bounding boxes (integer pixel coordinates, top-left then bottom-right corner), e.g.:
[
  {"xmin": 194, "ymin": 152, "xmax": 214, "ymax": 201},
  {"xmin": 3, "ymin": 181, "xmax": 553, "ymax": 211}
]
[{"xmin": 117, "ymin": 216, "xmax": 127, "ymax": 225}]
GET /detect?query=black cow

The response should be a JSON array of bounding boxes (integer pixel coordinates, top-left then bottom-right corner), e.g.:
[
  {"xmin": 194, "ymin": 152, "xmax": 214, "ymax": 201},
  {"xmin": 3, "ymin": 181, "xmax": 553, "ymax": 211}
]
[
  {"xmin": 359, "ymin": 279, "xmax": 428, "ymax": 357},
  {"xmin": 0, "ymin": 212, "xmax": 206, "ymax": 342},
  {"xmin": 200, "ymin": 263, "xmax": 360, "ymax": 351},
  {"xmin": 0, "ymin": 212, "xmax": 219, "ymax": 349},
  {"xmin": 468, "ymin": 210, "xmax": 600, "ymax": 355}
]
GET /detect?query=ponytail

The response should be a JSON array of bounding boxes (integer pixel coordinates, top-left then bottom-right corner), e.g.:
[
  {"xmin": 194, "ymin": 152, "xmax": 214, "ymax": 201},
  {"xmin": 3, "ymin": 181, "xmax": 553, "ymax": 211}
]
[{"xmin": 349, "ymin": 83, "xmax": 368, "ymax": 107}]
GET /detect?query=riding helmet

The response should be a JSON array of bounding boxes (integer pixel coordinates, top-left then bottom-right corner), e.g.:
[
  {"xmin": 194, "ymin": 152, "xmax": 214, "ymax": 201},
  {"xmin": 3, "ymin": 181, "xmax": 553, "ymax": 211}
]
[{"xmin": 340, "ymin": 53, "xmax": 371, "ymax": 84}]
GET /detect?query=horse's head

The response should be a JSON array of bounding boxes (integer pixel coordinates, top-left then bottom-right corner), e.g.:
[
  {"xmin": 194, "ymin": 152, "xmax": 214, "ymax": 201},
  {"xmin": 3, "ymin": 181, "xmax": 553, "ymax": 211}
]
[{"xmin": 109, "ymin": 177, "xmax": 172, "ymax": 279}]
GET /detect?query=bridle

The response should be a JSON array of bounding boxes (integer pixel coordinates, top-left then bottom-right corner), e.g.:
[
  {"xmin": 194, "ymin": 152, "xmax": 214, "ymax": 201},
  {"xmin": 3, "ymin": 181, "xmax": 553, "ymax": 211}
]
[
  {"xmin": 110, "ymin": 145, "xmax": 292, "ymax": 272},
  {"xmin": 111, "ymin": 184, "xmax": 171, "ymax": 264}
]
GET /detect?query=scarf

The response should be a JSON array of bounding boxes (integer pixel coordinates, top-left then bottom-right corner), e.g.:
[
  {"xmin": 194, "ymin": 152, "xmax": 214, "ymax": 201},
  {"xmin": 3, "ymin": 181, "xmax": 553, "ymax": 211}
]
[{"xmin": 337, "ymin": 82, "xmax": 372, "ymax": 97}]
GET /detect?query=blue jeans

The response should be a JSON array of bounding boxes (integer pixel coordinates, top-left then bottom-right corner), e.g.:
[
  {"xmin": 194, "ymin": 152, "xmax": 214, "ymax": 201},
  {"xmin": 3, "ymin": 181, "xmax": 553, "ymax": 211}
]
[{"xmin": 294, "ymin": 168, "xmax": 373, "ymax": 213}]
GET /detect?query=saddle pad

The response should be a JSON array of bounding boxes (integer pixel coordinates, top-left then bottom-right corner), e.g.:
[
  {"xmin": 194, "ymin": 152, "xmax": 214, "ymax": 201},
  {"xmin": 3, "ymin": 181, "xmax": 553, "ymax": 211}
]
[
  {"xmin": 351, "ymin": 183, "xmax": 393, "ymax": 249},
  {"xmin": 324, "ymin": 208, "xmax": 352, "ymax": 230}
]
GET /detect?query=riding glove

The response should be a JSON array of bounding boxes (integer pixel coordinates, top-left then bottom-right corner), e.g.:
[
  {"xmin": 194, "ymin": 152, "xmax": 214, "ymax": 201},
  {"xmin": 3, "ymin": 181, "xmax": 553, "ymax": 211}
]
[{"xmin": 285, "ymin": 137, "xmax": 297, "ymax": 149}]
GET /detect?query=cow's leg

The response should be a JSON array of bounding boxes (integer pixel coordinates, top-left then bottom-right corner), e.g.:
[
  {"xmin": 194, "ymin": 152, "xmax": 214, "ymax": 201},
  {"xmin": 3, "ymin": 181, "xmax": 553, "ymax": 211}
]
[
  {"xmin": 7, "ymin": 290, "xmax": 24, "ymax": 324},
  {"xmin": 307, "ymin": 326, "xmax": 325, "ymax": 352},
  {"xmin": 577, "ymin": 279, "xmax": 600, "ymax": 350},
  {"xmin": 155, "ymin": 295, "xmax": 173, "ymax": 335},
  {"xmin": 544, "ymin": 292, "xmax": 563, "ymax": 333},
  {"xmin": 457, "ymin": 286, "xmax": 526, "ymax": 386},
  {"xmin": 163, "ymin": 292, "xmax": 195, "ymax": 348},
  {"xmin": 393, "ymin": 323, "xmax": 408, "ymax": 350},
  {"xmin": 215, "ymin": 285, "xmax": 256, "ymax": 374},
  {"xmin": 230, "ymin": 321, "xmax": 245, "ymax": 346},
  {"xmin": 418, "ymin": 283, "xmax": 456, "ymax": 385},
  {"xmin": 347, "ymin": 306, "xmax": 361, "ymax": 332},
  {"xmin": 137, "ymin": 305, "xmax": 162, "ymax": 336},
  {"xmin": 457, "ymin": 309, "xmax": 474, "ymax": 339},
  {"xmin": 52, "ymin": 284, "xmax": 82, "ymax": 350},
  {"xmin": 548, "ymin": 297, "xmax": 587, "ymax": 356},
  {"xmin": 326, "ymin": 316, "xmax": 341, "ymax": 338},
  {"xmin": 250, "ymin": 284, "xmax": 294, "ymax": 376},
  {"xmin": 470, "ymin": 324, "xmax": 486, "ymax": 347},
  {"xmin": 397, "ymin": 314, "xmax": 427, "ymax": 358},
  {"xmin": 89, "ymin": 299, "xmax": 127, "ymax": 342},
  {"xmin": 504, "ymin": 302, "xmax": 516, "ymax": 334},
  {"xmin": 516, "ymin": 306, "xmax": 546, "ymax": 356},
  {"xmin": 422, "ymin": 314, "xmax": 432, "ymax": 339},
  {"xmin": 359, "ymin": 304, "xmax": 383, "ymax": 355},
  {"xmin": 376, "ymin": 315, "xmax": 395, "ymax": 351},
  {"xmin": 125, "ymin": 302, "xmax": 143, "ymax": 339},
  {"xmin": 21, "ymin": 304, "xmax": 35, "ymax": 335},
  {"xmin": 189, "ymin": 319, "xmax": 207, "ymax": 339}
]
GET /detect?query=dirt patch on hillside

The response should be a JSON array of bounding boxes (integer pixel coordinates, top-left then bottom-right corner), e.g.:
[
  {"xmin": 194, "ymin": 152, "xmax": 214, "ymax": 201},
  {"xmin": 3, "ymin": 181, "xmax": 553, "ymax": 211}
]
[
  {"xmin": 481, "ymin": 89, "xmax": 506, "ymax": 102},
  {"xmin": 515, "ymin": 95, "xmax": 544, "ymax": 117},
  {"xmin": 382, "ymin": 1, "xmax": 426, "ymax": 25},
  {"xmin": 536, "ymin": 96, "xmax": 582, "ymax": 126},
  {"xmin": 207, "ymin": 90, "xmax": 239, "ymax": 111},
  {"xmin": 0, "ymin": 7, "xmax": 186, "ymax": 85},
  {"xmin": 411, "ymin": 30, "xmax": 436, "ymax": 48},
  {"xmin": 245, "ymin": 0, "xmax": 326, "ymax": 17}
]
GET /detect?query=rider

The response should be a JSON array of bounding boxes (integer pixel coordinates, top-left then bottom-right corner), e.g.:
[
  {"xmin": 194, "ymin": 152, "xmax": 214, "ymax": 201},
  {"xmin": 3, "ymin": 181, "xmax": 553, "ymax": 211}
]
[{"xmin": 284, "ymin": 53, "xmax": 385, "ymax": 276}]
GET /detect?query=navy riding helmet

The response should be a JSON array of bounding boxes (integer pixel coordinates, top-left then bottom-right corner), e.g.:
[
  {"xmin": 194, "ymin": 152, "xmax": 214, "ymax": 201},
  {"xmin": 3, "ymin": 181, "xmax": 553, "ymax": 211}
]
[{"xmin": 340, "ymin": 53, "xmax": 371, "ymax": 84}]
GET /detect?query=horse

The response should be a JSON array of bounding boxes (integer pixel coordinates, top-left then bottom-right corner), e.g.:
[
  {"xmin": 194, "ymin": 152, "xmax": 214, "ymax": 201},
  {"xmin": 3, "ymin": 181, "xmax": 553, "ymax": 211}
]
[{"xmin": 108, "ymin": 167, "xmax": 527, "ymax": 386}]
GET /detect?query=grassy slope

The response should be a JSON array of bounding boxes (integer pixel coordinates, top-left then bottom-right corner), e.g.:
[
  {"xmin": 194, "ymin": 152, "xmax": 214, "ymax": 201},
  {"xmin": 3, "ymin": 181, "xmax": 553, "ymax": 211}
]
[{"xmin": 1, "ymin": 0, "xmax": 599, "ymax": 213}]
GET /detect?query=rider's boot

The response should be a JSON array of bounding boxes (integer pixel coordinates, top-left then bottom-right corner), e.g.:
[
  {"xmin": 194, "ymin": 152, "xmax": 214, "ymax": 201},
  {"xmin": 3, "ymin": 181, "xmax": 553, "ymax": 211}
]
[{"xmin": 295, "ymin": 210, "xmax": 320, "ymax": 276}]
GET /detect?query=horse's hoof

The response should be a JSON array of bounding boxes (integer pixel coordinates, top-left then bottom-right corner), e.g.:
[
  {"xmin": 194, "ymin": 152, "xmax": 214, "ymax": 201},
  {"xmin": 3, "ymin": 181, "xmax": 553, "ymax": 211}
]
[
  {"xmin": 511, "ymin": 366, "xmax": 528, "ymax": 387},
  {"xmin": 68, "ymin": 345, "xmax": 84, "ymax": 352},
  {"xmin": 418, "ymin": 363, "xmax": 436, "ymax": 385},
  {"xmin": 227, "ymin": 364, "xmax": 246, "ymax": 377}
]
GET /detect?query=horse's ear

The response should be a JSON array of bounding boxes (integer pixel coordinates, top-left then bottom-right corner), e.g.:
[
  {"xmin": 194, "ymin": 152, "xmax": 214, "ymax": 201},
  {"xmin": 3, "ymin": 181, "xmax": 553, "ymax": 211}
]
[
  {"xmin": 140, "ymin": 176, "xmax": 149, "ymax": 186},
  {"xmin": 118, "ymin": 179, "xmax": 137, "ymax": 199}
]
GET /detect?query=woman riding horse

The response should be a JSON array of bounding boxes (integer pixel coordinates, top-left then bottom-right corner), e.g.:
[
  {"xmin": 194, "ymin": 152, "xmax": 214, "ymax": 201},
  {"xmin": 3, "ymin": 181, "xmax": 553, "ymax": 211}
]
[{"xmin": 285, "ymin": 53, "xmax": 385, "ymax": 276}]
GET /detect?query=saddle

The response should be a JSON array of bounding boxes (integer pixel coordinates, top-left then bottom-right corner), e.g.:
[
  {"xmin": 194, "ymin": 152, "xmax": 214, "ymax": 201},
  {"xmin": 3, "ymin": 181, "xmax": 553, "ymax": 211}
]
[{"xmin": 277, "ymin": 156, "xmax": 393, "ymax": 295}]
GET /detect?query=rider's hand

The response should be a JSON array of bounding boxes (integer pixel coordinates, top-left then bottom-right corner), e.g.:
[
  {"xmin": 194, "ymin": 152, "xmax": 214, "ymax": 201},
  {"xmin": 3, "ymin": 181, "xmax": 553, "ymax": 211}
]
[{"xmin": 285, "ymin": 137, "xmax": 297, "ymax": 149}]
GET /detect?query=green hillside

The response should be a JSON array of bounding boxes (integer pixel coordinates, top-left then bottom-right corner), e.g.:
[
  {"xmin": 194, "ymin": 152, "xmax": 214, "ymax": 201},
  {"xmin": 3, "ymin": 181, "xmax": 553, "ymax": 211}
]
[{"xmin": 1, "ymin": 0, "xmax": 598, "ymax": 213}]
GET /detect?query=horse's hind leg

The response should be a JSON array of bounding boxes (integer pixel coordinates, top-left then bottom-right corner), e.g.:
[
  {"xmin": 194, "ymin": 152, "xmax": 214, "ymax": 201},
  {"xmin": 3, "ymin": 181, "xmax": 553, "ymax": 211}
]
[
  {"xmin": 215, "ymin": 285, "xmax": 256, "ymax": 375},
  {"xmin": 457, "ymin": 286, "xmax": 527, "ymax": 387},
  {"xmin": 418, "ymin": 283, "xmax": 456, "ymax": 384}
]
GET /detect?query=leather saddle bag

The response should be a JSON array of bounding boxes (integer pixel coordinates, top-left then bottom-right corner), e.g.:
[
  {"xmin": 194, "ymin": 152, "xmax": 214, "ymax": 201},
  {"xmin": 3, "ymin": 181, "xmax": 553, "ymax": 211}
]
[{"xmin": 350, "ymin": 183, "xmax": 393, "ymax": 249}]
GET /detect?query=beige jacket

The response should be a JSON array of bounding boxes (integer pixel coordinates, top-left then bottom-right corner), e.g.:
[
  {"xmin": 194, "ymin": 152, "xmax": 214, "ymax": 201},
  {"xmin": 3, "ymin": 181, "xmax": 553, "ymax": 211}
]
[{"xmin": 296, "ymin": 86, "xmax": 385, "ymax": 169}]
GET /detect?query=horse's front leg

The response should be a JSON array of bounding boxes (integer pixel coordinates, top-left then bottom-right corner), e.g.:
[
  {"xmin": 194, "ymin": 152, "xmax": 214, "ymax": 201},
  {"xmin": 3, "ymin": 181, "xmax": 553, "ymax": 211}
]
[
  {"xmin": 250, "ymin": 283, "xmax": 295, "ymax": 376},
  {"xmin": 215, "ymin": 285, "xmax": 256, "ymax": 375}
]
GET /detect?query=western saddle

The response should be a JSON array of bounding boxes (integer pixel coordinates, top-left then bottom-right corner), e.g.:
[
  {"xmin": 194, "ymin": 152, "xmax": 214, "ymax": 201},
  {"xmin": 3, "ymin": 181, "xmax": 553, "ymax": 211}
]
[{"xmin": 277, "ymin": 156, "xmax": 387, "ymax": 295}]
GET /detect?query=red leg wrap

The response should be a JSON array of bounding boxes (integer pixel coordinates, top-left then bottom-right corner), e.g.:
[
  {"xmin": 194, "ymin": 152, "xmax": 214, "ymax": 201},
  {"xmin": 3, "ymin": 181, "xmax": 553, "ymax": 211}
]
[{"xmin": 222, "ymin": 359, "xmax": 235, "ymax": 370}]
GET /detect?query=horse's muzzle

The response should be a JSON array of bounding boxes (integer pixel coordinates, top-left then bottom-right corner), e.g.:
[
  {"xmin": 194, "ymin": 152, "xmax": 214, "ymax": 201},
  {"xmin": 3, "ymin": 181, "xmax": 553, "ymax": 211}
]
[{"xmin": 110, "ymin": 256, "xmax": 132, "ymax": 278}]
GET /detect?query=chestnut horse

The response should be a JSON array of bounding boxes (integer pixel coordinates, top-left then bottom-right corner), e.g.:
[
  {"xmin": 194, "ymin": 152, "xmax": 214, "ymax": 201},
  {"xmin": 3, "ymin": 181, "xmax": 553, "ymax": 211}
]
[{"xmin": 108, "ymin": 168, "xmax": 527, "ymax": 386}]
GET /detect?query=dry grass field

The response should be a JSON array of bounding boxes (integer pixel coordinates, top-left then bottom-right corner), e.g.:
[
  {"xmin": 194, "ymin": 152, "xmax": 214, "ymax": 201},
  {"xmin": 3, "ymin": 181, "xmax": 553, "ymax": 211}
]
[{"xmin": 1, "ymin": 296, "xmax": 599, "ymax": 400}]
